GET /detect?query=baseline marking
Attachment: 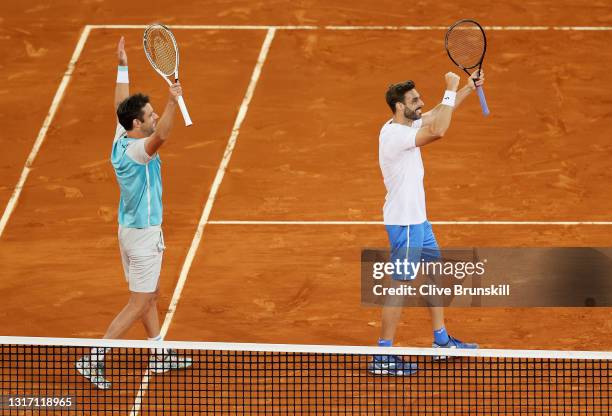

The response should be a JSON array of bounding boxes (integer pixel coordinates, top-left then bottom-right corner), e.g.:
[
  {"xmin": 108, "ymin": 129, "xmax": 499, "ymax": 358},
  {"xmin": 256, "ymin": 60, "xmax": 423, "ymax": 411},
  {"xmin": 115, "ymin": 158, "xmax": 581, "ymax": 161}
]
[
  {"xmin": 208, "ymin": 220, "xmax": 612, "ymax": 225},
  {"xmin": 325, "ymin": 25, "xmax": 612, "ymax": 31},
  {"xmin": 88, "ymin": 24, "xmax": 612, "ymax": 31},
  {"xmin": 0, "ymin": 26, "xmax": 92, "ymax": 239}
]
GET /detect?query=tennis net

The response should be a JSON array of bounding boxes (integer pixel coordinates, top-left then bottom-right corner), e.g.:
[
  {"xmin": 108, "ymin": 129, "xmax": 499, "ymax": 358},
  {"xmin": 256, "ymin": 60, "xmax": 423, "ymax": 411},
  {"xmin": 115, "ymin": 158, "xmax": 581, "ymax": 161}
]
[{"xmin": 0, "ymin": 336, "xmax": 609, "ymax": 414}]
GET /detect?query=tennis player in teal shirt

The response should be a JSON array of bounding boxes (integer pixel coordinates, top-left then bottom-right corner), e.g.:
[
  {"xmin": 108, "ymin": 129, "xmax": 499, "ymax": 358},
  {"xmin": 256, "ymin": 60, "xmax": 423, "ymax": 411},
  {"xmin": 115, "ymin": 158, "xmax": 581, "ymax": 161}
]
[{"xmin": 76, "ymin": 36, "xmax": 190, "ymax": 389}]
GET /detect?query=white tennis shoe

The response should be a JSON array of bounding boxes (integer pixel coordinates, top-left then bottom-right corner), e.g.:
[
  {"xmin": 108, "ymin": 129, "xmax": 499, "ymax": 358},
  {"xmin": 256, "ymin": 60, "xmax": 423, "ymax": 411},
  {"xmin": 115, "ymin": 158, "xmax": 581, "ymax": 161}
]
[
  {"xmin": 148, "ymin": 350, "xmax": 193, "ymax": 374},
  {"xmin": 76, "ymin": 356, "xmax": 112, "ymax": 390}
]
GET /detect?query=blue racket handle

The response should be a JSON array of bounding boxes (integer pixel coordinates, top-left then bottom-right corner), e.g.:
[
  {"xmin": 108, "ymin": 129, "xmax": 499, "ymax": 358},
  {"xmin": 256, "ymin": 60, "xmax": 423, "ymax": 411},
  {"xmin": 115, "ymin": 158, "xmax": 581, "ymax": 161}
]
[{"xmin": 476, "ymin": 85, "xmax": 490, "ymax": 116}]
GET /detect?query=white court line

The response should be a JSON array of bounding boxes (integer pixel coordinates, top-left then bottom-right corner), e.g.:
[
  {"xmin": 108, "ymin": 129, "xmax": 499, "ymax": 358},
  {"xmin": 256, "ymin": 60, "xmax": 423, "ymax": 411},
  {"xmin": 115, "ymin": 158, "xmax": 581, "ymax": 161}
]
[
  {"xmin": 128, "ymin": 369, "xmax": 152, "ymax": 416},
  {"xmin": 325, "ymin": 25, "xmax": 612, "ymax": 31},
  {"xmin": 166, "ymin": 28, "xmax": 276, "ymax": 339},
  {"xmin": 208, "ymin": 220, "xmax": 612, "ymax": 225},
  {"xmin": 0, "ymin": 26, "xmax": 92, "ymax": 239},
  {"xmin": 88, "ymin": 24, "xmax": 612, "ymax": 31},
  {"xmin": 89, "ymin": 24, "xmax": 317, "ymax": 30},
  {"xmin": 130, "ymin": 26, "xmax": 277, "ymax": 416},
  {"xmin": 158, "ymin": 27, "xmax": 276, "ymax": 338}
]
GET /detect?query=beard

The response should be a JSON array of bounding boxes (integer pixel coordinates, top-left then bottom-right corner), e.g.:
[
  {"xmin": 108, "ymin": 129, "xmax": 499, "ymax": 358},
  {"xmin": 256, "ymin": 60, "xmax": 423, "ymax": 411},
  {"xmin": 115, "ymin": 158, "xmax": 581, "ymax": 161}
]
[
  {"xmin": 404, "ymin": 107, "xmax": 422, "ymax": 120},
  {"xmin": 142, "ymin": 124, "xmax": 155, "ymax": 136}
]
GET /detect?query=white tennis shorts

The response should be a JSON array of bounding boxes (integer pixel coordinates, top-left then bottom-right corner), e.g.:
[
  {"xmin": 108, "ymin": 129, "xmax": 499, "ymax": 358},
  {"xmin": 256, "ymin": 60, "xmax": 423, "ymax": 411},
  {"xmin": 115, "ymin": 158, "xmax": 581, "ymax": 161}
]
[{"xmin": 118, "ymin": 225, "xmax": 165, "ymax": 293}]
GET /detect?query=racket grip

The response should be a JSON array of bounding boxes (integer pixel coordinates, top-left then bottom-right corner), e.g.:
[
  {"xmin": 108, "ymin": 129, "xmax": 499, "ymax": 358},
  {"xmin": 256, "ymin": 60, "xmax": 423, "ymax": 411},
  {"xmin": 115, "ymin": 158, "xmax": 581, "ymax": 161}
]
[
  {"xmin": 475, "ymin": 86, "xmax": 490, "ymax": 116},
  {"xmin": 177, "ymin": 95, "xmax": 193, "ymax": 126}
]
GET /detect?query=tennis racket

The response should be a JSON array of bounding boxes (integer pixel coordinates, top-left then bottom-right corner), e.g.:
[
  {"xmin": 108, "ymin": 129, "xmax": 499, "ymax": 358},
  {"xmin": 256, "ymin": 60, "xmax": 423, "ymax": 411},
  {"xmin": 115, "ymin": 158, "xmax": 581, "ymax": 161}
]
[
  {"xmin": 143, "ymin": 23, "xmax": 193, "ymax": 126},
  {"xmin": 445, "ymin": 19, "xmax": 489, "ymax": 116}
]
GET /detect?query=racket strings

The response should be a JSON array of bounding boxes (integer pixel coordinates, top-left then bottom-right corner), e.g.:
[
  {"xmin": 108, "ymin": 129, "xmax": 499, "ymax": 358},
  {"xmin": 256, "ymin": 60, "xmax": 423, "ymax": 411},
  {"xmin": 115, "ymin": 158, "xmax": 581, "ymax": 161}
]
[
  {"xmin": 446, "ymin": 24, "xmax": 485, "ymax": 69},
  {"xmin": 144, "ymin": 28, "xmax": 177, "ymax": 77}
]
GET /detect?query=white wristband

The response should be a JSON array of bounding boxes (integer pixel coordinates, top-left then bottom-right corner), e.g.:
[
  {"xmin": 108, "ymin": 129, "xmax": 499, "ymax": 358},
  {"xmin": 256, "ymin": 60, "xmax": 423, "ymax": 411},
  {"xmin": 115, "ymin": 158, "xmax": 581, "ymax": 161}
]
[
  {"xmin": 117, "ymin": 66, "xmax": 129, "ymax": 83},
  {"xmin": 441, "ymin": 90, "xmax": 456, "ymax": 107}
]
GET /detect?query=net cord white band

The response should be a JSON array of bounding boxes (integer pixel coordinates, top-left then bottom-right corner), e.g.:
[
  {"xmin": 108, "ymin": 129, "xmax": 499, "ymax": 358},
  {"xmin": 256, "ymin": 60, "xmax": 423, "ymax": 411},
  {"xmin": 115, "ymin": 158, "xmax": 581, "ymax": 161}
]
[{"xmin": 0, "ymin": 336, "xmax": 609, "ymax": 361}]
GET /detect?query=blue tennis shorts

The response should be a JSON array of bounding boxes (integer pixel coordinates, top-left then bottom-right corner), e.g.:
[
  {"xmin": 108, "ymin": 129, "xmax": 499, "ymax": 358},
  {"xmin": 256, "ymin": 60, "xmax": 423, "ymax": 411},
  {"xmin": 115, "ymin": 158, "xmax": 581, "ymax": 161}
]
[{"xmin": 385, "ymin": 220, "xmax": 440, "ymax": 281}]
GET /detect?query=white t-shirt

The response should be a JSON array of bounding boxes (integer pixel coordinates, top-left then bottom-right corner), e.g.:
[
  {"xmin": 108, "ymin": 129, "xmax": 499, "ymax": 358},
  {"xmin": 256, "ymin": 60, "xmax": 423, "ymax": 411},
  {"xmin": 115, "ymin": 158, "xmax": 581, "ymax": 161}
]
[{"xmin": 379, "ymin": 118, "xmax": 427, "ymax": 225}]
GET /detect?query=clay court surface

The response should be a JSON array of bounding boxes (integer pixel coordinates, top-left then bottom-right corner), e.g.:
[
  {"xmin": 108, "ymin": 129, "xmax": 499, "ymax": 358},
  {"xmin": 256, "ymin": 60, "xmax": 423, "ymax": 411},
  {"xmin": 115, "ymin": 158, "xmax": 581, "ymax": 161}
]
[{"xmin": 0, "ymin": 0, "xmax": 611, "ymax": 353}]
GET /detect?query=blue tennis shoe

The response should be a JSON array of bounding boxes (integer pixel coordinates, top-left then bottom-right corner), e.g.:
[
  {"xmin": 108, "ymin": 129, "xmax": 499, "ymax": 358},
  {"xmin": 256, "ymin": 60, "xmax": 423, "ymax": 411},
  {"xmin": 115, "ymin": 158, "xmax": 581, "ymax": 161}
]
[
  {"xmin": 432, "ymin": 335, "xmax": 478, "ymax": 360},
  {"xmin": 368, "ymin": 355, "xmax": 418, "ymax": 376}
]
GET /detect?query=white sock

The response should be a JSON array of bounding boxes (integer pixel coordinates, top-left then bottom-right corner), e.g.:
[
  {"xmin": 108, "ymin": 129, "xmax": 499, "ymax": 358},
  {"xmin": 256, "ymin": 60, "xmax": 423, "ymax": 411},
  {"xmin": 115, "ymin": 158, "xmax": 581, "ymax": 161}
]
[{"xmin": 148, "ymin": 334, "xmax": 165, "ymax": 355}]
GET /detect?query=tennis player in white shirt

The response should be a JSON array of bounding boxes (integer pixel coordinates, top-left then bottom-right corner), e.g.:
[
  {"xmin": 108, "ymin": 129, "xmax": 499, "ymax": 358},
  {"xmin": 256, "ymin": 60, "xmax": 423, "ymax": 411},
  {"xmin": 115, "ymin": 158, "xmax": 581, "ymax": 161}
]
[{"xmin": 370, "ymin": 70, "xmax": 485, "ymax": 376}]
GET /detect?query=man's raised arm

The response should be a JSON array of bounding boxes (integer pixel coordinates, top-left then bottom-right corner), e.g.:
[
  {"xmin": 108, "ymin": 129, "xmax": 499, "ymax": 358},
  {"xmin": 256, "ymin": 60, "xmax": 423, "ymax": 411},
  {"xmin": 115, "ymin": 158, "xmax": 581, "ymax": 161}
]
[
  {"xmin": 144, "ymin": 83, "xmax": 181, "ymax": 156},
  {"xmin": 114, "ymin": 36, "xmax": 129, "ymax": 111},
  {"xmin": 421, "ymin": 70, "xmax": 486, "ymax": 126},
  {"xmin": 414, "ymin": 72, "xmax": 460, "ymax": 147}
]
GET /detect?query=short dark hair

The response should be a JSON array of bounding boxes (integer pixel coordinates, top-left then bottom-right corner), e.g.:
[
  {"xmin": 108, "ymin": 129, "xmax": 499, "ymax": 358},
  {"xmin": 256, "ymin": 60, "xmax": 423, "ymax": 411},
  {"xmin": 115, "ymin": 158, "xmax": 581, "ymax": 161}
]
[
  {"xmin": 385, "ymin": 80, "xmax": 415, "ymax": 113},
  {"xmin": 117, "ymin": 93, "xmax": 150, "ymax": 131}
]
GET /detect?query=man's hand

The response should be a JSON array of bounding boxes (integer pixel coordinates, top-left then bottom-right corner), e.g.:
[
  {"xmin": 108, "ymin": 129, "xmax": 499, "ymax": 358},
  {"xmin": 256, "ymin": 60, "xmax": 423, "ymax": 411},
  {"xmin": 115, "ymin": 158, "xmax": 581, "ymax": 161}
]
[
  {"xmin": 445, "ymin": 72, "xmax": 461, "ymax": 91},
  {"xmin": 117, "ymin": 36, "xmax": 128, "ymax": 66},
  {"xmin": 114, "ymin": 36, "xmax": 129, "ymax": 111},
  {"xmin": 168, "ymin": 82, "xmax": 183, "ymax": 103},
  {"xmin": 468, "ymin": 69, "xmax": 485, "ymax": 90}
]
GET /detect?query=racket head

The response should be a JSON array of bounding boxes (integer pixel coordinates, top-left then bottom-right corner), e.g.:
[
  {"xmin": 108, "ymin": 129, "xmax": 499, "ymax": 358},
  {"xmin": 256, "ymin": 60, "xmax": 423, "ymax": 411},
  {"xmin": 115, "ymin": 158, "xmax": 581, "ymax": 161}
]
[
  {"xmin": 143, "ymin": 23, "xmax": 180, "ymax": 78},
  {"xmin": 445, "ymin": 19, "xmax": 487, "ymax": 72}
]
